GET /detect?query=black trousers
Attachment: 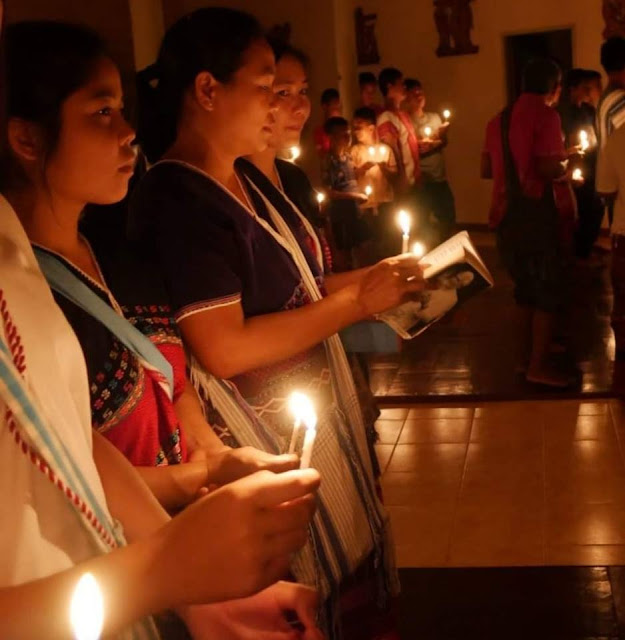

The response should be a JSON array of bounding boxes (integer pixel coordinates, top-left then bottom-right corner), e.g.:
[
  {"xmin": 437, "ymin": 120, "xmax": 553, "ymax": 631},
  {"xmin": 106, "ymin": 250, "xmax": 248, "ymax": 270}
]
[{"xmin": 574, "ymin": 181, "xmax": 604, "ymax": 258}]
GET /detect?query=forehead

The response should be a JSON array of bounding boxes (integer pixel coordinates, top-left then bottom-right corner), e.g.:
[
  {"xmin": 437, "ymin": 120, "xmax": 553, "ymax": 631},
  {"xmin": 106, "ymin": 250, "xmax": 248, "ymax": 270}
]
[
  {"xmin": 275, "ymin": 55, "xmax": 307, "ymax": 81},
  {"xmin": 239, "ymin": 38, "xmax": 276, "ymax": 75},
  {"xmin": 69, "ymin": 56, "xmax": 122, "ymax": 101}
]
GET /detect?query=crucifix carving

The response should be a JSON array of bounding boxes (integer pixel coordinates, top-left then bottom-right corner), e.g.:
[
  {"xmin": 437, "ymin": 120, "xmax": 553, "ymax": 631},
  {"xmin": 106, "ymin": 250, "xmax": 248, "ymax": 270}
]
[{"xmin": 604, "ymin": 0, "xmax": 625, "ymax": 38}]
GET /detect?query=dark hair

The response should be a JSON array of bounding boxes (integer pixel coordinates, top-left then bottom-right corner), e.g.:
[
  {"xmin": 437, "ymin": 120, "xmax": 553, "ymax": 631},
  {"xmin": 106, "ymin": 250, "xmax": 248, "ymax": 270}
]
[
  {"xmin": 324, "ymin": 116, "xmax": 348, "ymax": 135},
  {"xmin": 321, "ymin": 88, "xmax": 340, "ymax": 106},
  {"xmin": 379, "ymin": 67, "xmax": 403, "ymax": 96},
  {"xmin": 601, "ymin": 37, "xmax": 625, "ymax": 73},
  {"xmin": 404, "ymin": 77, "xmax": 422, "ymax": 91},
  {"xmin": 359, "ymin": 71, "xmax": 376, "ymax": 87},
  {"xmin": 522, "ymin": 58, "xmax": 561, "ymax": 95},
  {"xmin": 353, "ymin": 106, "xmax": 376, "ymax": 125},
  {"xmin": 584, "ymin": 69, "xmax": 602, "ymax": 81},
  {"xmin": 267, "ymin": 36, "xmax": 309, "ymax": 70},
  {"xmin": 3, "ymin": 21, "xmax": 107, "ymax": 187},
  {"xmin": 136, "ymin": 8, "xmax": 264, "ymax": 163},
  {"xmin": 564, "ymin": 68, "xmax": 586, "ymax": 90}
]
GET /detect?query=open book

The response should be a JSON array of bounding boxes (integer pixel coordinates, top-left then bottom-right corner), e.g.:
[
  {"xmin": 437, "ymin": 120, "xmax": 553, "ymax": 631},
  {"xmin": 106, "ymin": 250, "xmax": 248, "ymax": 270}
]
[{"xmin": 377, "ymin": 231, "xmax": 494, "ymax": 340}]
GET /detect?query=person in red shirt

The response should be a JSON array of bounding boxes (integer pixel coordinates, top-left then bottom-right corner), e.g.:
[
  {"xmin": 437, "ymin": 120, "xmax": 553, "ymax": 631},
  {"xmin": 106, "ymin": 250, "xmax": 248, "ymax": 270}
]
[
  {"xmin": 313, "ymin": 87, "xmax": 342, "ymax": 157},
  {"xmin": 481, "ymin": 58, "xmax": 577, "ymax": 388}
]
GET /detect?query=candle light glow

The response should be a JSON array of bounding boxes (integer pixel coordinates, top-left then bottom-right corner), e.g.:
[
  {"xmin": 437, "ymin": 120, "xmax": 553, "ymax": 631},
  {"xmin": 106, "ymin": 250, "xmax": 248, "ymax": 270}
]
[
  {"xmin": 368, "ymin": 145, "xmax": 376, "ymax": 158},
  {"xmin": 290, "ymin": 146, "xmax": 301, "ymax": 162},
  {"xmin": 443, "ymin": 109, "xmax": 451, "ymax": 121},
  {"xmin": 572, "ymin": 167, "xmax": 584, "ymax": 182},
  {"xmin": 424, "ymin": 126, "xmax": 433, "ymax": 140},
  {"xmin": 288, "ymin": 392, "xmax": 317, "ymax": 458},
  {"xmin": 579, "ymin": 130, "xmax": 589, "ymax": 153},
  {"xmin": 365, "ymin": 185, "xmax": 373, "ymax": 197},
  {"xmin": 316, "ymin": 191, "xmax": 326, "ymax": 205},
  {"xmin": 70, "ymin": 573, "xmax": 104, "ymax": 640},
  {"xmin": 397, "ymin": 209, "xmax": 412, "ymax": 253},
  {"xmin": 412, "ymin": 242, "xmax": 426, "ymax": 259}
]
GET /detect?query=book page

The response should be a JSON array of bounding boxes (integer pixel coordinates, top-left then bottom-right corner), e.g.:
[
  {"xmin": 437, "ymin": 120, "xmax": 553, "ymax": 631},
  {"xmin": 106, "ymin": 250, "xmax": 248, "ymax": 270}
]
[{"xmin": 420, "ymin": 231, "xmax": 469, "ymax": 279}]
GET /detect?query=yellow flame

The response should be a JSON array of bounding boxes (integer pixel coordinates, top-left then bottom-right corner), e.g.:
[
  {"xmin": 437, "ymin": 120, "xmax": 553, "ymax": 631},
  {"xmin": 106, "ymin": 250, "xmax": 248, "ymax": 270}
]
[
  {"xmin": 288, "ymin": 392, "xmax": 317, "ymax": 430},
  {"xmin": 70, "ymin": 573, "xmax": 104, "ymax": 640},
  {"xmin": 579, "ymin": 130, "xmax": 589, "ymax": 152},
  {"xmin": 443, "ymin": 109, "xmax": 451, "ymax": 120},
  {"xmin": 397, "ymin": 209, "xmax": 411, "ymax": 235},
  {"xmin": 424, "ymin": 126, "xmax": 432, "ymax": 137},
  {"xmin": 368, "ymin": 146, "xmax": 376, "ymax": 156},
  {"xmin": 290, "ymin": 146, "xmax": 301, "ymax": 161},
  {"xmin": 572, "ymin": 168, "xmax": 583, "ymax": 181},
  {"xmin": 316, "ymin": 191, "xmax": 326, "ymax": 204},
  {"xmin": 412, "ymin": 242, "xmax": 426, "ymax": 258},
  {"xmin": 365, "ymin": 185, "xmax": 373, "ymax": 196}
]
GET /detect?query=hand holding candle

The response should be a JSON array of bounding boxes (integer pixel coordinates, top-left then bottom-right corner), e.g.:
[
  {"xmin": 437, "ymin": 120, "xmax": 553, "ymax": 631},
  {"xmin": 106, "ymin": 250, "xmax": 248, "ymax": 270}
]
[
  {"xmin": 288, "ymin": 392, "xmax": 317, "ymax": 468},
  {"xmin": 70, "ymin": 573, "xmax": 104, "ymax": 640},
  {"xmin": 397, "ymin": 209, "xmax": 412, "ymax": 253}
]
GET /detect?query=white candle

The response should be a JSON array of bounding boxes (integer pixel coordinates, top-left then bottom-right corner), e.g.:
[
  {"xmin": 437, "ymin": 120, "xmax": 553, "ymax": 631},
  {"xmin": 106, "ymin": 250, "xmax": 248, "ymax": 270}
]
[
  {"xmin": 300, "ymin": 422, "xmax": 317, "ymax": 469},
  {"xmin": 290, "ymin": 146, "xmax": 301, "ymax": 162},
  {"xmin": 316, "ymin": 191, "xmax": 326, "ymax": 205},
  {"xmin": 397, "ymin": 209, "xmax": 411, "ymax": 253},
  {"xmin": 412, "ymin": 241, "xmax": 426, "ymax": 259},
  {"xmin": 443, "ymin": 109, "xmax": 451, "ymax": 121},
  {"xmin": 70, "ymin": 573, "xmax": 104, "ymax": 640},
  {"xmin": 572, "ymin": 167, "xmax": 584, "ymax": 182},
  {"xmin": 288, "ymin": 392, "xmax": 316, "ymax": 455}
]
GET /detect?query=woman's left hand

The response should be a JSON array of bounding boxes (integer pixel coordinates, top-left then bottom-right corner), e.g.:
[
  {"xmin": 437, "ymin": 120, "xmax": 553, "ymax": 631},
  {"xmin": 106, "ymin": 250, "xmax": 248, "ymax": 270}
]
[
  {"xmin": 181, "ymin": 581, "xmax": 325, "ymax": 640},
  {"xmin": 191, "ymin": 446, "xmax": 300, "ymax": 487}
]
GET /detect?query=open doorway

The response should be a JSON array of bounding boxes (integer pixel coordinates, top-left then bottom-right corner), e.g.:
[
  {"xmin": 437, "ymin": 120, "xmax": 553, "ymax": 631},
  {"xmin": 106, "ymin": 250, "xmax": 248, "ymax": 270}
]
[{"xmin": 504, "ymin": 28, "xmax": 573, "ymax": 102}]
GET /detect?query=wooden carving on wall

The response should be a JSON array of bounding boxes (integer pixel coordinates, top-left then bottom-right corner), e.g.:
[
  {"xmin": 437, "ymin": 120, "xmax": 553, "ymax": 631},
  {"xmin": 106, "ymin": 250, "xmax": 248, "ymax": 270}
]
[
  {"xmin": 603, "ymin": 0, "xmax": 625, "ymax": 39},
  {"xmin": 355, "ymin": 7, "xmax": 380, "ymax": 65},
  {"xmin": 434, "ymin": 0, "xmax": 479, "ymax": 57}
]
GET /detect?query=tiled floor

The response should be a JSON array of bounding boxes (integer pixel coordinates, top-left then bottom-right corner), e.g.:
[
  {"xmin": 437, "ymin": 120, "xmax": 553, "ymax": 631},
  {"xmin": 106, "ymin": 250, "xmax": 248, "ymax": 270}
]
[{"xmin": 378, "ymin": 398, "xmax": 625, "ymax": 569}]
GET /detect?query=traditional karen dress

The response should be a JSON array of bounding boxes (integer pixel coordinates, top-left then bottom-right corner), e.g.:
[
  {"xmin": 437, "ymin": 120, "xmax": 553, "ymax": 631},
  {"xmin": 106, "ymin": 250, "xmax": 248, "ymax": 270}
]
[
  {"xmin": 0, "ymin": 195, "xmax": 158, "ymax": 638},
  {"xmin": 130, "ymin": 159, "xmax": 399, "ymax": 639},
  {"xmin": 31, "ymin": 242, "xmax": 188, "ymax": 469}
]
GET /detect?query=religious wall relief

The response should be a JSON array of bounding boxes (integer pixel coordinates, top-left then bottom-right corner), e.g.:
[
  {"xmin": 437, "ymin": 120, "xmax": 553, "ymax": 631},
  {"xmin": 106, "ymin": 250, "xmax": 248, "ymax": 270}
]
[
  {"xmin": 434, "ymin": 0, "xmax": 479, "ymax": 57},
  {"xmin": 604, "ymin": 0, "xmax": 625, "ymax": 38},
  {"xmin": 355, "ymin": 7, "xmax": 380, "ymax": 65}
]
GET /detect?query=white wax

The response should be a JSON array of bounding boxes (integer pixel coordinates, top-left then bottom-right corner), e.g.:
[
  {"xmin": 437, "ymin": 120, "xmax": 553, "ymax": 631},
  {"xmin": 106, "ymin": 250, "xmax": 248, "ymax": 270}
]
[
  {"xmin": 402, "ymin": 234, "xmax": 410, "ymax": 254},
  {"xmin": 300, "ymin": 427, "xmax": 317, "ymax": 469},
  {"xmin": 288, "ymin": 420, "xmax": 302, "ymax": 454}
]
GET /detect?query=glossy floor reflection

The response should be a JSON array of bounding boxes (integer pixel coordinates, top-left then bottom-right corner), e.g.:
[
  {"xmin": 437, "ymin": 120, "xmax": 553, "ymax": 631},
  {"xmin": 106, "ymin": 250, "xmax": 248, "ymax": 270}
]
[{"xmin": 369, "ymin": 232, "xmax": 615, "ymax": 401}]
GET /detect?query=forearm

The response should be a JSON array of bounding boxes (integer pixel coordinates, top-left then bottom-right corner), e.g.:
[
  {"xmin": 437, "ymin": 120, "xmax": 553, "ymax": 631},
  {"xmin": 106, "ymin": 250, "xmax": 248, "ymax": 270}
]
[
  {"xmin": 92, "ymin": 432, "xmax": 169, "ymax": 541},
  {"xmin": 0, "ymin": 537, "xmax": 165, "ymax": 639},
  {"xmin": 137, "ymin": 462, "xmax": 209, "ymax": 511},
  {"xmin": 186, "ymin": 287, "xmax": 363, "ymax": 379},
  {"xmin": 175, "ymin": 380, "xmax": 224, "ymax": 453},
  {"xmin": 325, "ymin": 267, "xmax": 369, "ymax": 294}
]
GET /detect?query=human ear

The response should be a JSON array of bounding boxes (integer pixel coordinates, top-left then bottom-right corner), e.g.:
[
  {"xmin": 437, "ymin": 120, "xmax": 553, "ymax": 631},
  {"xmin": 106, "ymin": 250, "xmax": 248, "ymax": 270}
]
[
  {"xmin": 7, "ymin": 118, "xmax": 44, "ymax": 164},
  {"xmin": 194, "ymin": 71, "xmax": 219, "ymax": 111}
]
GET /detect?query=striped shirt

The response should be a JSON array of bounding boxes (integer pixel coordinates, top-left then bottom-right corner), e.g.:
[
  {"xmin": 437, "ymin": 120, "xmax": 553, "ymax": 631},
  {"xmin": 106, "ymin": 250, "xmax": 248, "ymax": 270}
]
[{"xmin": 596, "ymin": 86, "xmax": 625, "ymax": 149}]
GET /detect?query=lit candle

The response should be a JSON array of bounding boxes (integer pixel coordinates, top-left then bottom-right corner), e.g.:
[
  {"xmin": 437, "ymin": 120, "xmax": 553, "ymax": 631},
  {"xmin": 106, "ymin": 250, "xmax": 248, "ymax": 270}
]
[
  {"xmin": 377, "ymin": 145, "xmax": 388, "ymax": 162},
  {"xmin": 316, "ymin": 191, "xmax": 326, "ymax": 205},
  {"xmin": 412, "ymin": 241, "xmax": 426, "ymax": 259},
  {"xmin": 368, "ymin": 145, "xmax": 376, "ymax": 159},
  {"xmin": 70, "ymin": 573, "xmax": 104, "ymax": 640},
  {"xmin": 579, "ymin": 130, "xmax": 589, "ymax": 154},
  {"xmin": 443, "ymin": 109, "xmax": 451, "ymax": 121},
  {"xmin": 423, "ymin": 126, "xmax": 433, "ymax": 141},
  {"xmin": 288, "ymin": 392, "xmax": 315, "ymax": 455},
  {"xmin": 364, "ymin": 185, "xmax": 373, "ymax": 198},
  {"xmin": 397, "ymin": 209, "xmax": 412, "ymax": 253},
  {"xmin": 572, "ymin": 167, "xmax": 584, "ymax": 182},
  {"xmin": 290, "ymin": 146, "xmax": 301, "ymax": 162},
  {"xmin": 299, "ymin": 403, "xmax": 318, "ymax": 469}
]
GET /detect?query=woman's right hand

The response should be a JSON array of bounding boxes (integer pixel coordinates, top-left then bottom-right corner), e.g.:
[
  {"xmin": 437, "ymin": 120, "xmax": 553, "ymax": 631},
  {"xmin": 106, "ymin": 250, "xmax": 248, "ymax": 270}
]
[
  {"xmin": 153, "ymin": 468, "xmax": 320, "ymax": 607},
  {"xmin": 351, "ymin": 255, "xmax": 429, "ymax": 318}
]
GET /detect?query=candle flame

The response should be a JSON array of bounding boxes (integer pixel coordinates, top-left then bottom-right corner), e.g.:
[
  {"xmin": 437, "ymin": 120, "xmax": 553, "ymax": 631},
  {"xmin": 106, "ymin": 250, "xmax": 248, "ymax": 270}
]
[
  {"xmin": 290, "ymin": 146, "xmax": 301, "ymax": 161},
  {"xmin": 443, "ymin": 109, "xmax": 451, "ymax": 120},
  {"xmin": 288, "ymin": 392, "xmax": 317, "ymax": 430},
  {"xmin": 572, "ymin": 168, "xmax": 584, "ymax": 182},
  {"xmin": 412, "ymin": 242, "xmax": 426, "ymax": 258},
  {"xmin": 397, "ymin": 209, "xmax": 411, "ymax": 235},
  {"xmin": 424, "ymin": 126, "xmax": 432, "ymax": 137},
  {"xmin": 70, "ymin": 573, "xmax": 104, "ymax": 640},
  {"xmin": 579, "ymin": 130, "xmax": 589, "ymax": 152},
  {"xmin": 368, "ymin": 146, "xmax": 376, "ymax": 157},
  {"xmin": 365, "ymin": 185, "xmax": 373, "ymax": 196},
  {"xmin": 316, "ymin": 191, "xmax": 326, "ymax": 204}
]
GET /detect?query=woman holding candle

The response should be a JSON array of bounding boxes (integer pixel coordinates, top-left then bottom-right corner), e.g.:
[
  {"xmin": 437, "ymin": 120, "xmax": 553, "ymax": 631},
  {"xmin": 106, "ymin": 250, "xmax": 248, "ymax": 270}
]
[
  {"xmin": 0, "ymin": 19, "xmax": 323, "ymax": 639},
  {"xmin": 132, "ymin": 9, "xmax": 427, "ymax": 638}
]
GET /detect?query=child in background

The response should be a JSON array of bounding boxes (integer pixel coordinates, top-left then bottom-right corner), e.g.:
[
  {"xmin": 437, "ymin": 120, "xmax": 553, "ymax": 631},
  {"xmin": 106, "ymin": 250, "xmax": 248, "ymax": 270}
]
[
  {"xmin": 351, "ymin": 106, "xmax": 397, "ymax": 260},
  {"xmin": 322, "ymin": 116, "xmax": 370, "ymax": 269},
  {"xmin": 314, "ymin": 87, "xmax": 342, "ymax": 158}
]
